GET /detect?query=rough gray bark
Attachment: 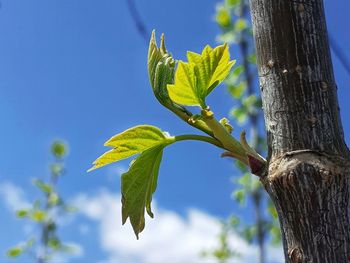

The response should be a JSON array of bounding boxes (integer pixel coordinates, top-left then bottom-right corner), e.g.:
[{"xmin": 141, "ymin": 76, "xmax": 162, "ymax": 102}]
[{"xmin": 249, "ymin": 0, "xmax": 350, "ymax": 262}]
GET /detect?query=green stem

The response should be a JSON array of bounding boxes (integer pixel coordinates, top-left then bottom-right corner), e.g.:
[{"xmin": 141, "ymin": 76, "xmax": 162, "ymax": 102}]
[
  {"xmin": 201, "ymin": 109, "xmax": 249, "ymax": 165},
  {"xmin": 174, "ymin": 134, "xmax": 224, "ymax": 149}
]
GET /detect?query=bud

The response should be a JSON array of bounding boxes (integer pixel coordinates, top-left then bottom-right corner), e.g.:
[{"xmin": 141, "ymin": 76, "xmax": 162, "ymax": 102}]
[{"xmin": 147, "ymin": 31, "xmax": 177, "ymax": 108}]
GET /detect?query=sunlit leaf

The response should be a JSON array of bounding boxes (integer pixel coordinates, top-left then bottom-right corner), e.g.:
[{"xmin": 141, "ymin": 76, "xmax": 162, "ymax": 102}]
[
  {"xmin": 168, "ymin": 44, "xmax": 235, "ymax": 107},
  {"xmin": 167, "ymin": 62, "xmax": 204, "ymax": 107},
  {"xmin": 216, "ymin": 5, "xmax": 231, "ymax": 27},
  {"xmin": 121, "ymin": 145, "xmax": 165, "ymax": 239},
  {"xmin": 88, "ymin": 125, "xmax": 173, "ymax": 171}
]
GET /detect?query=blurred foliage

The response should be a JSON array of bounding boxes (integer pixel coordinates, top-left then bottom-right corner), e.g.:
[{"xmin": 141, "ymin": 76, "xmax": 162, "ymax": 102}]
[
  {"xmin": 6, "ymin": 141, "xmax": 77, "ymax": 263},
  {"xmin": 203, "ymin": 0, "xmax": 281, "ymax": 262}
]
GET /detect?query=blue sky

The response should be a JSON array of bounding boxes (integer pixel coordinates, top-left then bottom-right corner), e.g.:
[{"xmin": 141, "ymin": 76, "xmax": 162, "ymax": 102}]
[{"xmin": 0, "ymin": 0, "xmax": 349, "ymax": 262}]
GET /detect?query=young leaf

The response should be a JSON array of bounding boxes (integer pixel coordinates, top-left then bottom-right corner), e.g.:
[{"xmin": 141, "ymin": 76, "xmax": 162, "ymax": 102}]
[
  {"xmin": 88, "ymin": 125, "xmax": 173, "ymax": 171},
  {"xmin": 167, "ymin": 61, "xmax": 205, "ymax": 107},
  {"xmin": 121, "ymin": 145, "xmax": 165, "ymax": 239},
  {"xmin": 188, "ymin": 44, "xmax": 235, "ymax": 95},
  {"xmin": 167, "ymin": 44, "xmax": 235, "ymax": 108}
]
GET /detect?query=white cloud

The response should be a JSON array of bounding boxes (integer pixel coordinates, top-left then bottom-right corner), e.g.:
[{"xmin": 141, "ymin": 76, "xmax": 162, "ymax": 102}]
[
  {"xmin": 0, "ymin": 182, "xmax": 283, "ymax": 262},
  {"xmin": 0, "ymin": 181, "xmax": 31, "ymax": 210},
  {"xmin": 74, "ymin": 189, "xmax": 283, "ymax": 263}
]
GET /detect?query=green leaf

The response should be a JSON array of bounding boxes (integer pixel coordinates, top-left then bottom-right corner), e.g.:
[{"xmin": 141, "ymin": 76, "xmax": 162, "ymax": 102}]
[
  {"xmin": 6, "ymin": 247, "xmax": 23, "ymax": 257},
  {"xmin": 167, "ymin": 44, "xmax": 235, "ymax": 107},
  {"xmin": 234, "ymin": 18, "xmax": 247, "ymax": 31},
  {"xmin": 228, "ymin": 81, "xmax": 246, "ymax": 99},
  {"xmin": 16, "ymin": 210, "xmax": 28, "ymax": 218},
  {"xmin": 121, "ymin": 145, "xmax": 164, "ymax": 239},
  {"xmin": 88, "ymin": 125, "xmax": 173, "ymax": 171},
  {"xmin": 226, "ymin": 0, "xmax": 241, "ymax": 7},
  {"xmin": 34, "ymin": 179, "xmax": 52, "ymax": 194},
  {"xmin": 233, "ymin": 189, "xmax": 245, "ymax": 204},
  {"xmin": 242, "ymin": 94, "xmax": 258, "ymax": 108},
  {"xmin": 242, "ymin": 226, "xmax": 256, "ymax": 243},
  {"xmin": 167, "ymin": 61, "xmax": 204, "ymax": 107},
  {"xmin": 48, "ymin": 238, "xmax": 61, "ymax": 250},
  {"xmin": 216, "ymin": 5, "xmax": 231, "ymax": 28},
  {"xmin": 30, "ymin": 210, "xmax": 46, "ymax": 222},
  {"xmin": 48, "ymin": 192, "xmax": 59, "ymax": 206},
  {"xmin": 238, "ymin": 173, "xmax": 251, "ymax": 188},
  {"xmin": 231, "ymin": 107, "xmax": 247, "ymax": 124},
  {"xmin": 51, "ymin": 141, "xmax": 67, "ymax": 159},
  {"xmin": 248, "ymin": 53, "xmax": 256, "ymax": 64}
]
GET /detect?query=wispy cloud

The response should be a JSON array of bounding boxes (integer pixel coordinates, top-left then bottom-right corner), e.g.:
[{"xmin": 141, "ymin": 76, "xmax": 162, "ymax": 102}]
[
  {"xmin": 0, "ymin": 182, "xmax": 283, "ymax": 262},
  {"xmin": 0, "ymin": 181, "xmax": 31, "ymax": 210},
  {"xmin": 74, "ymin": 189, "xmax": 283, "ymax": 263}
]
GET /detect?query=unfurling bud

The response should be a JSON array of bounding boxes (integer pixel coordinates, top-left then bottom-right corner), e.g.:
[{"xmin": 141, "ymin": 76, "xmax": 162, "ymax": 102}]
[{"xmin": 148, "ymin": 31, "xmax": 184, "ymax": 111}]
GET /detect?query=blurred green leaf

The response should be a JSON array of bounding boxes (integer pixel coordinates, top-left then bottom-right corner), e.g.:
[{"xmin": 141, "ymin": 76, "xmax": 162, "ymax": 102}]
[
  {"xmin": 16, "ymin": 210, "xmax": 28, "ymax": 218},
  {"xmin": 242, "ymin": 226, "xmax": 257, "ymax": 243},
  {"xmin": 30, "ymin": 210, "xmax": 46, "ymax": 222},
  {"xmin": 51, "ymin": 141, "xmax": 67, "ymax": 159},
  {"xmin": 242, "ymin": 94, "xmax": 258, "ymax": 108},
  {"xmin": 34, "ymin": 179, "xmax": 52, "ymax": 194},
  {"xmin": 216, "ymin": 5, "xmax": 231, "ymax": 28},
  {"xmin": 229, "ymin": 215, "xmax": 240, "ymax": 227},
  {"xmin": 229, "ymin": 82, "xmax": 246, "ymax": 99},
  {"xmin": 51, "ymin": 163, "xmax": 64, "ymax": 176},
  {"xmin": 233, "ymin": 189, "xmax": 245, "ymax": 204},
  {"xmin": 234, "ymin": 18, "xmax": 247, "ymax": 31},
  {"xmin": 226, "ymin": 0, "xmax": 241, "ymax": 7},
  {"xmin": 6, "ymin": 247, "xmax": 23, "ymax": 258},
  {"xmin": 231, "ymin": 107, "xmax": 247, "ymax": 124},
  {"xmin": 48, "ymin": 238, "xmax": 61, "ymax": 250},
  {"xmin": 48, "ymin": 192, "xmax": 59, "ymax": 206},
  {"xmin": 238, "ymin": 173, "xmax": 251, "ymax": 188},
  {"xmin": 248, "ymin": 53, "xmax": 256, "ymax": 64}
]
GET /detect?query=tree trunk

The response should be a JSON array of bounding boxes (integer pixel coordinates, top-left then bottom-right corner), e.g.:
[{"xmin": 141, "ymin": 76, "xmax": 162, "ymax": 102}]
[{"xmin": 249, "ymin": 0, "xmax": 350, "ymax": 262}]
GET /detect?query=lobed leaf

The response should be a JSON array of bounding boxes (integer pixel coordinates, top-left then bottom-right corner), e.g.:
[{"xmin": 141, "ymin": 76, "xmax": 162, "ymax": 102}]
[
  {"xmin": 167, "ymin": 44, "xmax": 235, "ymax": 108},
  {"xmin": 167, "ymin": 61, "xmax": 204, "ymax": 107},
  {"xmin": 121, "ymin": 145, "xmax": 165, "ymax": 238},
  {"xmin": 88, "ymin": 125, "xmax": 173, "ymax": 171}
]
